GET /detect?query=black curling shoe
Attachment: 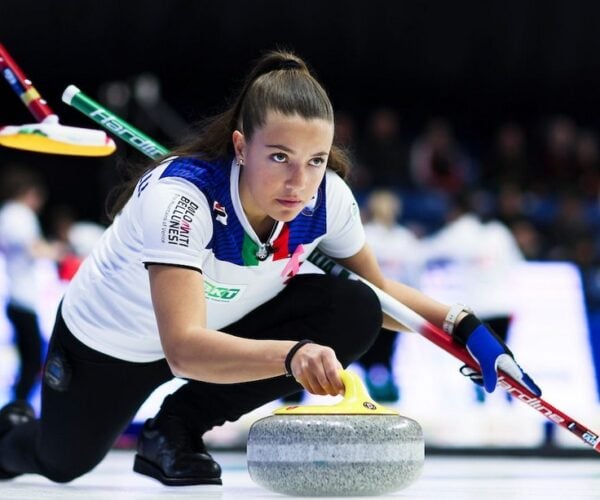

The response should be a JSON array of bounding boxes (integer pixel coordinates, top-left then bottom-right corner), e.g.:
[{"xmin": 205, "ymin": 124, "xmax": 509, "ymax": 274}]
[
  {"xmin": 133, "ymin": 416, "xmax": 222, "ymax": 486},
  {"xmin": 0, "ymin": 400, "xmax": 35, "ymax": 480}
]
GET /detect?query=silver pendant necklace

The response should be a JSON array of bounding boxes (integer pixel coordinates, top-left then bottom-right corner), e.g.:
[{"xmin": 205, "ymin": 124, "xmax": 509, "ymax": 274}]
[{"xmin": 256, "ymin": 221, "xmax": 279, "ymax": 261}]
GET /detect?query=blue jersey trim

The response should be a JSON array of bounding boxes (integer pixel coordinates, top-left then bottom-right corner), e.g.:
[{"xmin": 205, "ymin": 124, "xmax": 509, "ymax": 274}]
[{"xmin": 160, "ymin": 157, "xmax": 327, "ymax": 265}]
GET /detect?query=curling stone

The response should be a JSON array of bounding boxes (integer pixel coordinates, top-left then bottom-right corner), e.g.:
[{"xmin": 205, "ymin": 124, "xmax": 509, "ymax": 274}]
[{"xmin": 247, "ymin": 370, "xmax": 424, "ymax": 497}]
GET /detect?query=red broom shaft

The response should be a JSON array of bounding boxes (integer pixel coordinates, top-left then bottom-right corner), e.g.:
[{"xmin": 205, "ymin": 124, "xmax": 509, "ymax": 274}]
[
  {"xmin": 0, "ymin": 43, "xmax": 55, "ymax": 121},
  {"xmin": 420, "ymin": 322, "xmax": 600, "ymax": 452}
]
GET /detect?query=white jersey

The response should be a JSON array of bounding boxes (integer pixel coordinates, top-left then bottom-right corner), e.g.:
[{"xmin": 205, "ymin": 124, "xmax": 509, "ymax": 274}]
[
  {"xmin": 421, "ymin": 214, "xmax": 523, "ymax": 318},
  {"xmin": 62, "ymin": 157, "xmax": 365, "ymax": 362},
  {"xmin": 0, "ymin": 201, "xmax": 42, "ymax": 311},
  {"xmin": 363, "ymin": 221, "xmax": 421, "ymax": 287}
]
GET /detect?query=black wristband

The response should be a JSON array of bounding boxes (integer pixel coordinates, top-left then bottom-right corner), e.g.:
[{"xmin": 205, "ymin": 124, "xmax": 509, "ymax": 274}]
[
  {"xmin": 284, "ymin": 339, "xmax": 314, "ymax": 377},
  {"xmin": 452, "ymin": 313, "xmax": 482, "ymax": 345}
]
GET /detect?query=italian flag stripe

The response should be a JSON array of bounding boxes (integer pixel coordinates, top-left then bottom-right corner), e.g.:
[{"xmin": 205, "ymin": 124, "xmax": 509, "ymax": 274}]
[
  {"xmin": 242, "ymin": 232, "xmax": 259, "ymax": 266},
  {"xmin": 273, "ymin": 223, "xmax": 290, "ymax": 260}
]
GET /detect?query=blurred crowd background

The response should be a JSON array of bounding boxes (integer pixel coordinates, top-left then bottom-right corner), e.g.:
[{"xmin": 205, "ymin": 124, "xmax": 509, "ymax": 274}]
[
  {"xmin": 1, "ymin": 2, "xmax": 600, "ymax": 265},
  {"xmin": 1, "ymin": 1, "xmax": 600, "ymax": 450}
]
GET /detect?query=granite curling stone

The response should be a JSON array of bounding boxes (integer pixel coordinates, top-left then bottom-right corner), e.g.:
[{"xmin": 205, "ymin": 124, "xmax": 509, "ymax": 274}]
[{"xmin": 247, "ymin": 370, "xmax": 424, "ymax": 496}]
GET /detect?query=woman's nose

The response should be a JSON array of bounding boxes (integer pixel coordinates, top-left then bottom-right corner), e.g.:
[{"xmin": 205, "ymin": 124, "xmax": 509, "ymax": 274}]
[{"xmin": 286, "ymin": 164, "xmax": 306, "ymax": 190}]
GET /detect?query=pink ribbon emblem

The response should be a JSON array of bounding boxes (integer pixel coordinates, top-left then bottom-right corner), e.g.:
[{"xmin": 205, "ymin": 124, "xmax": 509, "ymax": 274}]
[{"xmin": 281, "ymin": 244, "xmax": 304, "ymax": 283}]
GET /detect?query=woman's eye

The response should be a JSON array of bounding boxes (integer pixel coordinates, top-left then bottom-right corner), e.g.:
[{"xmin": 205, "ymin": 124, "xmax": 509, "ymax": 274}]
[
  {"xmin": 309, "ymin": 157, "xmax": 326, "ymax": 167},
  {"xmin": 272, "ymin": 153, "xmax": 287, "ymax": 163}
]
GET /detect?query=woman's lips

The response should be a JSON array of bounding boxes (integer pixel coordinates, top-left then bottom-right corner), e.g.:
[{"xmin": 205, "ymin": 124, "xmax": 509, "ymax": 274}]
[{"xmin": 277, "ymin": 199, "xmax": 303, "ymax": 208}]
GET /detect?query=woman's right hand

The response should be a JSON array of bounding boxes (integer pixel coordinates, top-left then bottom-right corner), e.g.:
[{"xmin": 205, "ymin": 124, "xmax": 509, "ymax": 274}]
[{"xmin": 288, "ymin": 342, "xmax": 345, "ymax": 396}]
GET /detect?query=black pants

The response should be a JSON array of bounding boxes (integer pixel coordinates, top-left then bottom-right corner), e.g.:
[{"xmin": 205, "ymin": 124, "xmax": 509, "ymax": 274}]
[
  {"xmin": 0, "ymin": 274, "xmax": 381, "ymax": 482},
  {"xmin": 6, "ymin": 304, "xmax": 43, "ymax": 401}
]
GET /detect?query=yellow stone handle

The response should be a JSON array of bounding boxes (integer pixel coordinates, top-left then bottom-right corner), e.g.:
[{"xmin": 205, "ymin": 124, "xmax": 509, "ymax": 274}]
[
  {"xmin": 340, "ymin": 369, "xmax": 373, "ymax": 405},
  {"xmin": 273, "ymin": 369, "xmax": 398, "ymax": 415}
]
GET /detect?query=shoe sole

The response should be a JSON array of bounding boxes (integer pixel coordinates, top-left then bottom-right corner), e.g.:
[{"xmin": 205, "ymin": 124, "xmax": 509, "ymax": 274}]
[{"xmin": 133, "ymin": 455, "xmax": 222, "ymax": 486}]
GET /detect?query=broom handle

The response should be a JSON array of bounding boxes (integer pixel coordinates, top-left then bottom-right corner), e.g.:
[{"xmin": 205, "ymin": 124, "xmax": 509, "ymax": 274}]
[
  {"xmin": 0, "ymin": 43, "xmax": 56, "ymax": 122},
  {"xmin": 62, "ymin": 85, "xmax": 169, "ymax": 159},
  {"xmin": 65, "ymin": 84, "xmax": 600, "ymax": 454}
]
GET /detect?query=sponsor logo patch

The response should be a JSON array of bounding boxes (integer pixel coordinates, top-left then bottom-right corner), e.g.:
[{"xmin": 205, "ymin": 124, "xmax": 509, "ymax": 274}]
[
  {"xmin": 203, "ymin": 277, "xmax": 246, "ymax": 302},
  {"xmin": 213, "ymin": 200, "xmax": 228, "ymax": 225},
  {"xmin": 161, "ymin": 195, "xmax": 198, "ymax": 247}
]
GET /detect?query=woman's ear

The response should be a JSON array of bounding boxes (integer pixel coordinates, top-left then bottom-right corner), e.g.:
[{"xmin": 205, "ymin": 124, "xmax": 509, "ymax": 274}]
[{"xmin": 232, "ymin": 130, "xmax": 246, "ymax": 165}]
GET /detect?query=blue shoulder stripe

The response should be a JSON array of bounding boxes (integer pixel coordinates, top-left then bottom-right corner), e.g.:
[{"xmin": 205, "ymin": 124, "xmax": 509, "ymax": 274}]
[{"xmin": 160, "ymin": 157, "xmax": 328, "ymax": 265}]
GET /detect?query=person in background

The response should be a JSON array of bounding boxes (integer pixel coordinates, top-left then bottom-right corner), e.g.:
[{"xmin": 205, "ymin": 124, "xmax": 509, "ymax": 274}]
[
  {"xmin": 409, "ymin": 118, "xmax": 473, "ymax": 195},
  {"xmin": 573, "ymin": 130, "xmax": 600, "ymax": 200},
  {"xmin": 481, "ymin": 122, "xmax": 532, "ymax": 191},
  {"xmin": 333, "ymin": 111, "xmax": 367, "ymax": 190},
  {"xmin": 535, "ymin": 115, "xmax": 578, "ymax": 195},
  {"xmin": 359, "ymin": 189, "xmax": 421, "ymax": 402},
  {"xmin": 421, "ymin": 194, "xmax": 525, "ymax": 401},
  {"xmin": 357, "ymin": 107, "xmax": 409, "ymax": 190},
  {"xmin": 0, "ymin": 165, "xmax": 64, "ymax": 417},
  {"xmin": 48, "ymin": 205, "xmax": 105, "ymax": 282}
]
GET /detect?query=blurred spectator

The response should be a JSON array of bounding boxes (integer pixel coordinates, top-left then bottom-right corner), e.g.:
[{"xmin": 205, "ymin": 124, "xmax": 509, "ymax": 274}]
[
  {"xmin": 496, "ymin": 182, "xmax": 526, "ymax": 226},
  {"xmin": 358, "ymin": 190, "xmax": 421, "ymax": 402},
  {"xmin": 481, "ymin": 122, "xmax": 532, "ymax": 190},
  {"xmin": 508, "ymin": 217, "xmax": 547, "ymax": 261},
  {"xmin": 574, "ymin": 130, "xmax": 600, "ymax": 199},
  {"xmin": 48, "ymin": 205, "xmax": 106, "ymax": 281},
  {"xmin": 356, "ymin": 107, "xmax": 409, "ymax": 189},
  {"xmin": 0, "ymin": 165, "xmax": 64, "ymax": 403},
  {"xmin": 536, "ymin": 116, "xmax": 578, "ymax": 194},
  {"xmin": 334, "ymin": 111, "xmax": 357, "ymax": 150},
  {"xmin": 546, "ymin": 193, "xmax": 591, "ymax": 261},
  {"xmin": 421, "ymin": 194, "xmax": 524, "ymax": 401},
  {"xmin": 334, "ymin": 111, "xmax": 367, "ymax": 189},
  {"xmin": 409, "ymin": 118, "xmax": 473, "ymax": 195}
]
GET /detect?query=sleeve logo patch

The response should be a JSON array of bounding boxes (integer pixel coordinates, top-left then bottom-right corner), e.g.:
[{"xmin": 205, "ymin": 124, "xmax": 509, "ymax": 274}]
[{"xmin": 161, "ymin": 195, "xmax": 198, "ymax": 248}]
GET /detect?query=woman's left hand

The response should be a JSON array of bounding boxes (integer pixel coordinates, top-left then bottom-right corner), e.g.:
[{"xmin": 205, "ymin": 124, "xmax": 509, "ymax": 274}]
[{"xmin": 454, "ymin": 314, "xmax": 542, "ymax": 396}]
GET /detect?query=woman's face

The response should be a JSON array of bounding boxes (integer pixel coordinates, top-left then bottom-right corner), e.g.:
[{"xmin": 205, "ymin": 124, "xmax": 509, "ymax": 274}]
[{"xmin": 233, "ymin": 111, "xmax": 334, "ymax": 227}]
